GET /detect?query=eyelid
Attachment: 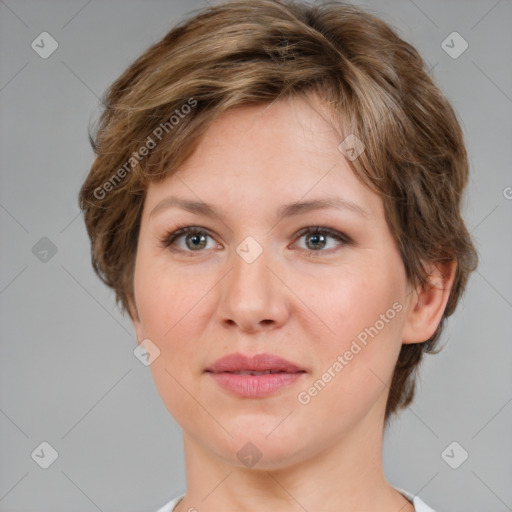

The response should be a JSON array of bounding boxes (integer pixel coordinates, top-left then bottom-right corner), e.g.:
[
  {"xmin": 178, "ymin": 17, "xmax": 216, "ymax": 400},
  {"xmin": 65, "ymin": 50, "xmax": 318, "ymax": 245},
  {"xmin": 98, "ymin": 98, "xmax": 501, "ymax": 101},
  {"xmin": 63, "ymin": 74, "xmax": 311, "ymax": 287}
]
[
  {"xmin": 293, "ymin": 226, "xmax": 352, "ymax": 246},
  {"xmin": 159, "ymin": 224, "xmax": 353, "ymax": 254},
  {"xmin": 159, "ymin": 224, "xmax": 218, "ymax": 253}
]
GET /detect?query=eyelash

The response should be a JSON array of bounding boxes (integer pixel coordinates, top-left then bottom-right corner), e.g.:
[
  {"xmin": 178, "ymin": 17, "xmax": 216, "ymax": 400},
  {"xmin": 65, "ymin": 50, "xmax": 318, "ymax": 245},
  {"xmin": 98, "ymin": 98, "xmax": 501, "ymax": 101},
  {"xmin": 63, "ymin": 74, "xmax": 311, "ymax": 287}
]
[{"xmin": 159, "ymin": 224, "xmax": 353, "ymax": 256}]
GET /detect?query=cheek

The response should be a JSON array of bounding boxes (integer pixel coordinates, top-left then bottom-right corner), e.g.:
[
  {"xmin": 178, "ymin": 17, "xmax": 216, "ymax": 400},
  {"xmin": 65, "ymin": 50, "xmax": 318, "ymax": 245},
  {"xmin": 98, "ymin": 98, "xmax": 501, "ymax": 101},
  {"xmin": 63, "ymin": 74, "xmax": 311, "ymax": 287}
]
[
  {"xmin": 318, "ymin": 265, "xmax": 398, "ymax": 340},
  {"xmin": 135, "ymin": 265, "xmax": 207, "ymax": 423},
  {"xmin": 134, "ymin": 254, "xmax": 218, "ymax": 399},
  {"xmin": 134, "ymin": 250, "xmax": 202, "ymax": 338},
  {"xmin": 309, "ymin": 261, "xmax": 406, "ymax": 398}
]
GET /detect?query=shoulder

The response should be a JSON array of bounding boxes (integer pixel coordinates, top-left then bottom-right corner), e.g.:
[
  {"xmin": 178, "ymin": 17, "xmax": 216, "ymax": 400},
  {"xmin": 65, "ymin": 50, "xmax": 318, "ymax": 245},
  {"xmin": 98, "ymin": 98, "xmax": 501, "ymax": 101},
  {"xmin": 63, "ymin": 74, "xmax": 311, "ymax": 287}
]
[
  {"xmin": 155, "ymin": 491, "xmax": 438, "ymax": 512},
  {"xmin": 153, "ymin": 494, "xmax": 184, "ymax": 512},
  {"xmin": 395, "ymin": 487, "xmax": 439, "ymax": 512}
]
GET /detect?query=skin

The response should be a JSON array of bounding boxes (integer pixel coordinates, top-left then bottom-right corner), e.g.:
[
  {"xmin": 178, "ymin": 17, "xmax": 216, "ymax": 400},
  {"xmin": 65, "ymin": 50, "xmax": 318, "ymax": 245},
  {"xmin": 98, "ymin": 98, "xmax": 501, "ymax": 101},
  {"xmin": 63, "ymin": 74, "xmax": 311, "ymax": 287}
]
[{"xmin": 130, "ymin": 93, "xmax": 456, "ymax": 512}]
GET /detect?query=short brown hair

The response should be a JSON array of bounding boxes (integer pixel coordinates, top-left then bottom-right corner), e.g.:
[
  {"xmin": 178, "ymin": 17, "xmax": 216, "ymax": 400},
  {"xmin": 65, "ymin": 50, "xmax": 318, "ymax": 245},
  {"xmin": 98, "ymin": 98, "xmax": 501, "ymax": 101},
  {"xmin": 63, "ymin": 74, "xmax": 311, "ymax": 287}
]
[{"xmin": 79, "ymin": 0, "xmax": 478, "ymax": 422}]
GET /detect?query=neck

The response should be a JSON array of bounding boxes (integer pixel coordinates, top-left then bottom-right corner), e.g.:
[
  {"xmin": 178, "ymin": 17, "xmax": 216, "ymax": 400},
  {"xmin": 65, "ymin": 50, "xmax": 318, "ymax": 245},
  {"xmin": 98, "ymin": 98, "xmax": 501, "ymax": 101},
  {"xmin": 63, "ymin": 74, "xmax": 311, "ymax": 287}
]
[{"xmin": 174, "ymin": 393, "xmax": 413, "ymax": 512}]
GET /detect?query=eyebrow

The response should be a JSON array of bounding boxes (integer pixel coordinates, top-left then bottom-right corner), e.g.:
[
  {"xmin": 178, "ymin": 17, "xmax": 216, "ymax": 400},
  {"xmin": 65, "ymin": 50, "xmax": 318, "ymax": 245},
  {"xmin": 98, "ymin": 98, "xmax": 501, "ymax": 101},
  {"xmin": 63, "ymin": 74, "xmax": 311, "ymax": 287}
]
[{"xmin": 149, "ymin": 195, "xmax": 369, "ymax": 222}]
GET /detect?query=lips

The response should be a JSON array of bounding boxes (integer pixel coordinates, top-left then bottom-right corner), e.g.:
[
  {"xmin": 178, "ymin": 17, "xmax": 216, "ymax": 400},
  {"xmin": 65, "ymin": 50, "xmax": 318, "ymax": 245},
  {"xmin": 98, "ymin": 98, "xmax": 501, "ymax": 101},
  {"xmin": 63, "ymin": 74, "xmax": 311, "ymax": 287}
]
[
  {"xmin": 205, "ymin": 353, "xmax": 306, "ymax": 398},
  {"xmin": 205, "ymin": 352, "xmax": 306, "ymax": 374}
]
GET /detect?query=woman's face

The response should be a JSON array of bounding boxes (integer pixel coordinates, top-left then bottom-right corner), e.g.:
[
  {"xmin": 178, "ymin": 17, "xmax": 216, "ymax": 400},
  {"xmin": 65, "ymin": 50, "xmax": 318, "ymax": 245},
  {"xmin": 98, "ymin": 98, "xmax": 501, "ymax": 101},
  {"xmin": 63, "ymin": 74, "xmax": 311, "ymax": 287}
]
[{"xmin": 131, "ymin": 94, "xmax": 416, "ymax": 469}]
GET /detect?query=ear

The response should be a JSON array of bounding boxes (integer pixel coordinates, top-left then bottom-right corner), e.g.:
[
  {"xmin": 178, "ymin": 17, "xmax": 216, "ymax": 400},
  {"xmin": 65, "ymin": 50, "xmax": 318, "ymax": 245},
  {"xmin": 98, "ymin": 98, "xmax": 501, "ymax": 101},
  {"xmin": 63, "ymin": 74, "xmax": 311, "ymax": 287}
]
[
  {"xmin": 402, "ymin": 259, "xmax": 457, "ymax": 344},
  {"xmin": 127, "ymin": 296, "xmax": 144, "ymax": 344}
]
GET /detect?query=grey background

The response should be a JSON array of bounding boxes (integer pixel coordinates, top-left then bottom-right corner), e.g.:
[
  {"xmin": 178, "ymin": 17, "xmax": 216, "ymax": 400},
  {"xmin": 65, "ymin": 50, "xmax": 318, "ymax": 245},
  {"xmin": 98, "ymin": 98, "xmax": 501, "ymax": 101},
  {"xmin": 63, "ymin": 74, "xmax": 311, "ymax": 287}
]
[{"xmin": 0, "ymin": 0, "xmax": 511, "ymax": 511}]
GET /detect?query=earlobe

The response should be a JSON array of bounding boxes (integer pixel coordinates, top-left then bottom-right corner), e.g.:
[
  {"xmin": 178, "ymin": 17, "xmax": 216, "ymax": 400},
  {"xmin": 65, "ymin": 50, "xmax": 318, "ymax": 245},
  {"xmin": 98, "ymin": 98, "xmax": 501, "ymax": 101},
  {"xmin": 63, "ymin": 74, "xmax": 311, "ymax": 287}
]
[
  {"xmin": 402, "ymin": 259, "xmax": 457, "ymax": 344},
  {"xmin": 127, "ymin": 297, "xmax": 144, "ymax": 343}
]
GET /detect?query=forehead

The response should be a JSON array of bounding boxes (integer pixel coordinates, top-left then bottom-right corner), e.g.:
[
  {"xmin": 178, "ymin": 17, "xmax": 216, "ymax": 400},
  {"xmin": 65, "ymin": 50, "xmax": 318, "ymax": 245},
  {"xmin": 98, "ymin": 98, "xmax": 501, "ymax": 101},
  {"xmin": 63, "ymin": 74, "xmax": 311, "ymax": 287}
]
[{"xmin": 143, "ymin": 95, "xmax": 380, "ymax": 220}]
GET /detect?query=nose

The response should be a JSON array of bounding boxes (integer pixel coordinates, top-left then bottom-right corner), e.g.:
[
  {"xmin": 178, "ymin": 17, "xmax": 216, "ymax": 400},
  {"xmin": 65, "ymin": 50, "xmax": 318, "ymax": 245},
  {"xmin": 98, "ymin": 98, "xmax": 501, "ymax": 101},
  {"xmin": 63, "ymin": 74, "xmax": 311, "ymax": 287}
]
[{"xmin": 216, "ymin": 243, "xmax": 290, "ymax": 334}]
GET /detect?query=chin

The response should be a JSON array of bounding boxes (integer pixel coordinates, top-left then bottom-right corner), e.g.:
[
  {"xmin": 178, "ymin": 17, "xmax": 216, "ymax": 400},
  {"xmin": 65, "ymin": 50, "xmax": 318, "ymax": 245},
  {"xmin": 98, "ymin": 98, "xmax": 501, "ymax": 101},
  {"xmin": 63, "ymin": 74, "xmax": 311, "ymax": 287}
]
[{"xmin": 202, "ymin": 422, "xmax": 310, "ymax": 471}]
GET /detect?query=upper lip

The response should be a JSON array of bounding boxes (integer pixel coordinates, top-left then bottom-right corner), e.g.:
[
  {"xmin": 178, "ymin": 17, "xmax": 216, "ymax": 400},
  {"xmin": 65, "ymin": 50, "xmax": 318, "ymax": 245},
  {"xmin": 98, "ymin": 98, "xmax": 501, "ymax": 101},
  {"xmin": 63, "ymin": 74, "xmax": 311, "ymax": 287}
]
[{"xmin": 205, "ymin": 352, "xmax": 306, "ymax": 373}]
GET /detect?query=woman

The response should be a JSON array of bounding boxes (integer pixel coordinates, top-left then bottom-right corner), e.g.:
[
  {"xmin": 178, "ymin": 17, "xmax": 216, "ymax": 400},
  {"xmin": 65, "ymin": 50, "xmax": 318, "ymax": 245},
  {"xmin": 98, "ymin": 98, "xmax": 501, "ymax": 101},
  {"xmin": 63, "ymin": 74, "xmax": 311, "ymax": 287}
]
[{"xmin": 79, "ymin": 1, "xmax": 478, "ymax": 510}]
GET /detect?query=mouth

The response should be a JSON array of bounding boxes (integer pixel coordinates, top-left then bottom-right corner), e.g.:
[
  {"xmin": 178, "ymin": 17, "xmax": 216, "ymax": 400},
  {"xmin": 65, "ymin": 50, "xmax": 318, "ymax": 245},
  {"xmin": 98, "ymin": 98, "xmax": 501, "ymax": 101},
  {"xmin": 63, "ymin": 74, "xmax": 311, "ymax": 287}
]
[
  {"xmin": 205, "ymin": 352, "xmax": 307, "ymax": 398},
  {"xmin": 220, "ymin": 370, "xmax": 303, "ymax": 375},
  {"xmin": 205, "ymin": 352, "xmax": 306, "ymax": 374}
]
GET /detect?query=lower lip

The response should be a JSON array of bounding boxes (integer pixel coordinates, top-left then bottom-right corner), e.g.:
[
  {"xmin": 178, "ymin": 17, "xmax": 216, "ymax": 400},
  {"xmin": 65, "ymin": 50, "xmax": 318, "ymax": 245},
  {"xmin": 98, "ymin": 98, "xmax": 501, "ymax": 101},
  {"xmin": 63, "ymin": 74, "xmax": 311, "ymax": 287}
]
[{"xmin": 208, "ymin": 372, "xmax": 305, "ymax": 398}]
